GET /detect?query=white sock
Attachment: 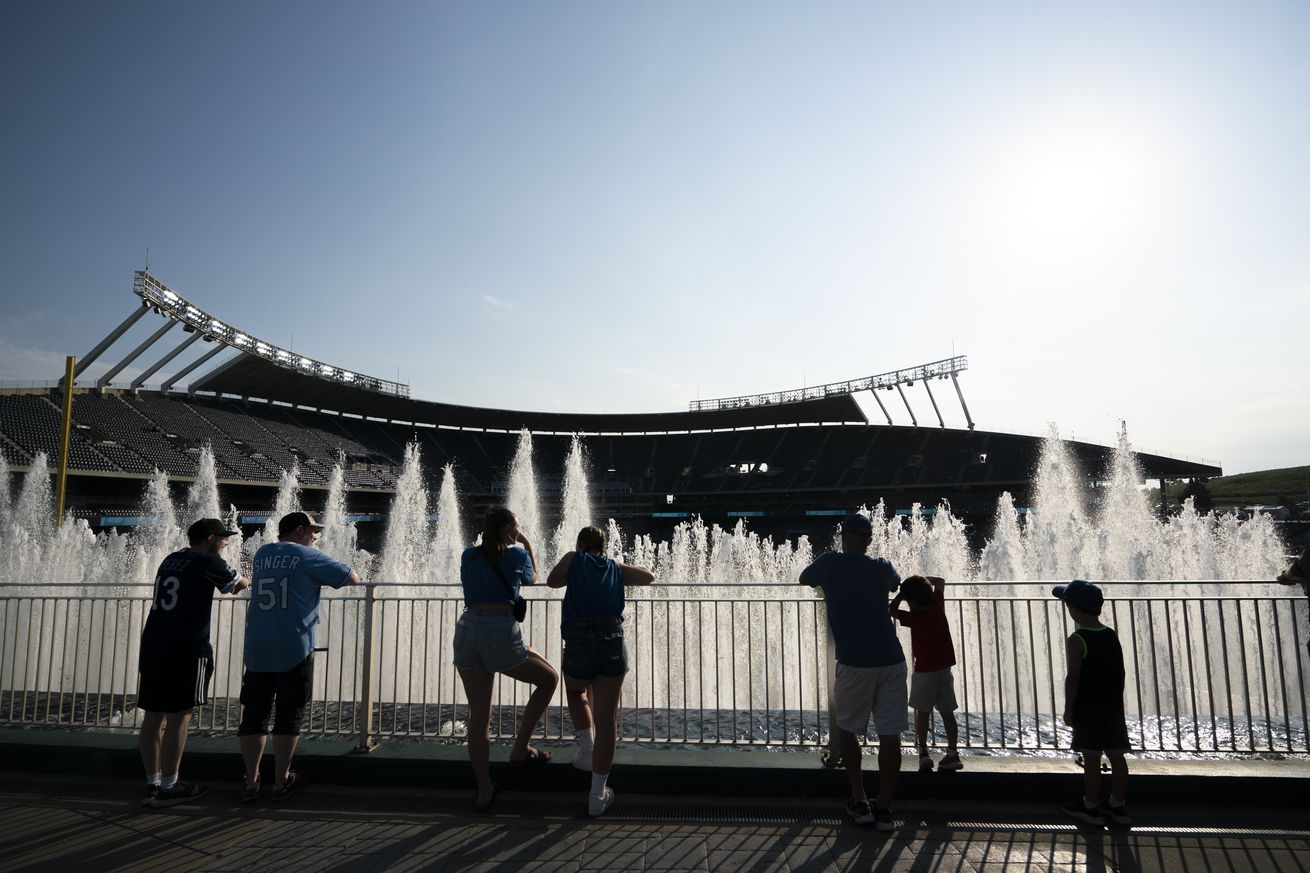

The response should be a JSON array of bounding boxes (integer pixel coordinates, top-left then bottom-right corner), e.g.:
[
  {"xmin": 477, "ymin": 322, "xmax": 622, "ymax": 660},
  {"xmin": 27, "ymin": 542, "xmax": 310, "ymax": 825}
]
[
  {"xmin": 576, "ymin": 728, "xmax": 594, "ymax": 756},
  {"xmin": 148, "ymin": 772, "xmax": 161, "ymax": 787},
  {"xmin": 591, "ymin": 771, "xmax": 609, "ymax": 797},
  {"xmin": 161, "ymin": 774, "xmax": 178, "ymax": 790}
]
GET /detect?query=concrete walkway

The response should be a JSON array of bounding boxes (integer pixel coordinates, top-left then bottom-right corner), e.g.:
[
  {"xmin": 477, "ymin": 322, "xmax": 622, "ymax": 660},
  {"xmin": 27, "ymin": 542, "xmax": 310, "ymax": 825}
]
[{"xmin": 2, "ymin": 772, "xmax": 1309, "ymax": 873}]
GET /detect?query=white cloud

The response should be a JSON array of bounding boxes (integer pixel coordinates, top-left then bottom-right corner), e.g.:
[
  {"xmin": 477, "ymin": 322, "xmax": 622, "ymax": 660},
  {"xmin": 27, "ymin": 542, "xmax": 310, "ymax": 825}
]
[
  {"xmin": 481, "ymin": 295, "xmax": 516, "ymax": 312},
  {"xmin": 0, "ymin": 332, "xmax": 146, "ymax": 385}
]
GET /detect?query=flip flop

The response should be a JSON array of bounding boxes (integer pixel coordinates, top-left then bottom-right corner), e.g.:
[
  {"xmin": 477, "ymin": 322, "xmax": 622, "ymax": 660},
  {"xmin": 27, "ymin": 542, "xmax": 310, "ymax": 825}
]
[
  {"xmin": 510, "ymin": 746, "xmax": 552, "ymax": 767},
  {"xmin": 473, "ymin": 783, "xmax": 498, "ymax": 813}
]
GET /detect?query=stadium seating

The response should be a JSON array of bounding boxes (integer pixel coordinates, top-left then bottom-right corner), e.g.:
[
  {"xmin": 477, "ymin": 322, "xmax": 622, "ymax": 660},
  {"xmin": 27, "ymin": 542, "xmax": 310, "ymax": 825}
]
[{"xmin": 0, "ymin": 388, "xmax": 1081, "ymax": 519}]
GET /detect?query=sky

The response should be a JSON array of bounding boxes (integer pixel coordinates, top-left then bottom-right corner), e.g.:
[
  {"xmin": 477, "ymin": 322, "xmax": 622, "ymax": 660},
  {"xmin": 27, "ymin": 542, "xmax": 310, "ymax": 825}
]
[{"xmin": 1, "ymin": 1, "xmax": 1307, "ymax": 475}]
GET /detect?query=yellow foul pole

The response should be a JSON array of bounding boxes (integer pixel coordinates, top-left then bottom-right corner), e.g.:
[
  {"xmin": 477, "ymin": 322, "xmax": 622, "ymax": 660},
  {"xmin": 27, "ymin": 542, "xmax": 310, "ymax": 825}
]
[{"xmin": 55, "ymin": 355, "xmax": 75, "ymax": 526}]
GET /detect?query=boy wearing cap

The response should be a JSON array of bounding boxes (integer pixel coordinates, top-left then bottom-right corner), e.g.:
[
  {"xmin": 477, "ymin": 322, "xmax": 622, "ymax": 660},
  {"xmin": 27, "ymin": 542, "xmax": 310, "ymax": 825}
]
[
  {"xmin": 239, "ymin": 511, "xmax": 360, "ymax": 802},
  {"xmin": 137, "ymin": 518, "xmax": 249, "ymax": 808},
  {"xmin": 1054, "ymin": 579, "xmax": 1131, "ymax": 827},
  {"xmin": 801, "ymin": 513, "xmax": 905, "ymax": 832}
]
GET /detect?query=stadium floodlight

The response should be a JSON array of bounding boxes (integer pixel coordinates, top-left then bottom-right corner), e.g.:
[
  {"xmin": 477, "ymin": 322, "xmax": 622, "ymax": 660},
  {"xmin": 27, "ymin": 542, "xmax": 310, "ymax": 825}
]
[
  {"xmin": 132, "ymin": 271, "xmax": 409, "ymax": 397},
  {"xmin": 689, "ymin": 355, "xmax": 974, "ymax": 429},
  {"xmin": 690, "ymin": 356, "xmax": 969, "ymax": 412}
]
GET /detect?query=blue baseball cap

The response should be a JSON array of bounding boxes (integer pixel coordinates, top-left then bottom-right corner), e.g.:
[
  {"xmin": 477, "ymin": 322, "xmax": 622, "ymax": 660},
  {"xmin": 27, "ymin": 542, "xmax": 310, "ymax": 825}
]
[
  {"xmin": 1052, "ymin": 579, "xmax": 1104, "ymax": 612},
  {"xmin": 841, "ymin": 513, "xmax": 873, "ymax": 536}
]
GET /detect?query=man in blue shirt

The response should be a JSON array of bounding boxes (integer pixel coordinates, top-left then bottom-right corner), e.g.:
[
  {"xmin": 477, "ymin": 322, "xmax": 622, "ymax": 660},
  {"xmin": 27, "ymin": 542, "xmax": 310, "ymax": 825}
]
[
  {"xmin": 800, "ymin": 513, "xmax": 906, "ymax": 831},
  {"xmin": 138, "ymin": 518, "xmax": 249, "ymax": 808},
  {"xmin": 239, "ymin": 511, "xmax": 360, "ymax": 802}
]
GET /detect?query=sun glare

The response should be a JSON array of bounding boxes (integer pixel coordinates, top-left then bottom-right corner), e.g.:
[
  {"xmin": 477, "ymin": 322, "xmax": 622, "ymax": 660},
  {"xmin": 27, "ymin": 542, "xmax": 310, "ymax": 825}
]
[{"xmin": 977, "ymin": 111, "xmax": 1168, "ymax": 263}]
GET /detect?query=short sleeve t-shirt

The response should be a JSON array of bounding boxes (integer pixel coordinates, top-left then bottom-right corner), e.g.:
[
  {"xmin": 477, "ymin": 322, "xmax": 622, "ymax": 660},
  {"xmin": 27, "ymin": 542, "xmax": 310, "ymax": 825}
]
[
  {"xmin": 245, "ymin": 541, "xmax": 353, "ymax": 672},
  {"xmin": 893, "ymin": 589, "xmax": 957, "ymax": 673},
  {"xmin": 140, "ymin": 548, "xmax": 240, "ymax": 669},
  {"xmin": 805, "ymin": 551, "xmax": 904, "ymax": 668},
  {"xmin": 460, "ymin": 546, "xmax": 535, "ymax": 607},
  {"xmin": 561, "ymin": 552, "xmax": 625, "ymax": 630}
]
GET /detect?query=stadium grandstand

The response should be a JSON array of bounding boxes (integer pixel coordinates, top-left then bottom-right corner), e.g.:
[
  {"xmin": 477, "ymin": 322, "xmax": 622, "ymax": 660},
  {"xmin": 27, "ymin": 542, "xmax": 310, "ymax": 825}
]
[{"xmin": 0, "ymin": 272, "xmax": 1222, "ymax": 545}]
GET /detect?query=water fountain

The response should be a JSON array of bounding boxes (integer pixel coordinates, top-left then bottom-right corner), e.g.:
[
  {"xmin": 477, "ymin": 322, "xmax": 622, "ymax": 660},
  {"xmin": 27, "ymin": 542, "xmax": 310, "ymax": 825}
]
[{"xmin": 0, "ymin": 426, "xmax": 1297, "ymax": 752}]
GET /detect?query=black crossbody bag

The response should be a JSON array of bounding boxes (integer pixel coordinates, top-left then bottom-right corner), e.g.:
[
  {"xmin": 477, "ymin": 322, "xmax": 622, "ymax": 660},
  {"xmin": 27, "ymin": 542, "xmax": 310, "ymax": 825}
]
[{"xmin": 484, "ymin": 550, "xmax": 528, "ymax": 622}]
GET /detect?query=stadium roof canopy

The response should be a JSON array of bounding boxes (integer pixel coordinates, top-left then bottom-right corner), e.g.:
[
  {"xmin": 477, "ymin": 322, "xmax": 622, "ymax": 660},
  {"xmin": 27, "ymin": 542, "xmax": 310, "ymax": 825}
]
[
  {"xmin": 191, "ymin": 352, "xmax": 870, "ymax": 432},
  {"xmin": 60, "ymin": 271, "xmax": 873, "ymax": 433}
]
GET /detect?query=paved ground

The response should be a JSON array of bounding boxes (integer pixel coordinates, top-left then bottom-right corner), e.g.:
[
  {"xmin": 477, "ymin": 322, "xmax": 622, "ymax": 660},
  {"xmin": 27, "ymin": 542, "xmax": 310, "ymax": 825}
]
[{"xmin": 1, "ymin": 773, "xmax": 1308, "ymax": 872}]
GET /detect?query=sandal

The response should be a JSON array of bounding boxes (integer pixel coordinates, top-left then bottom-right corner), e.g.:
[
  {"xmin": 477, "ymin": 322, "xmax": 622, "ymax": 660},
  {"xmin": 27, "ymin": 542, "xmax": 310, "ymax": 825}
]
[
  {"xmin": 473, "ymin": 783, "xmax": 498, "ymax": 813},
  {"xmin": 510, "ymin": 746, "xmax": 552, "ymax": 767},
  {"xmin": 240, "ymin": 776, "xmax": 262, "ymax": 803},
  {"xmin": 270, "ymin": 771, "xmax": 306, "ymax": 802}
]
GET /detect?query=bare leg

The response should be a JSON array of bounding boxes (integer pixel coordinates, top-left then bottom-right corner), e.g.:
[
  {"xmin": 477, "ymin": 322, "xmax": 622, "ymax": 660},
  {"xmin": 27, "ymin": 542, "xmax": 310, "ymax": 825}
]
[
  {"xmin": 160, "ymin": 711, "xmax": 192, "ymax": 780},
  {"xmin": 458, "ymin": 667, "xmax": 496, "ymax": 807},
  {"xmin": 941, "ymin": 710, "xmax": 959, "ymax": 750},
  {"xmin": 839, "ymin": 728, "xmax": 865, "ymax": 801},
  {"xmin": 588, "ymin": 674, "xmax": 624, "ymax": 775},
  {"xmin": 272, "ymin": 735, "xmax": 299, "ymax": 783},
  {"xmin": 503, "ymin": 651, "xmax": 559, "ymax": 761},
  {"xmin": 240, "ymin": 735, "xmax": 267, "ymax": 788},
  {"xmin": 1106, "ymin": 752, "xmax": 1129, "ymax": 803},
  {"xmin": 565, "ymin": 679, "xmax": 593, "ymax": 733},
  {"xmin": 914, "ymin": 710, "xmax": 929, "ymax": 753},
  {"xmin": 1082, "ymin": 751, "xmax": 1103, "ymax": 804},
  {"xmin": 139, "ymin": 711, "xmax": 164, "ymax": 779},
  {"xmin": 875, "ymin": 734, "xmax": 901, "ymax": 810}
]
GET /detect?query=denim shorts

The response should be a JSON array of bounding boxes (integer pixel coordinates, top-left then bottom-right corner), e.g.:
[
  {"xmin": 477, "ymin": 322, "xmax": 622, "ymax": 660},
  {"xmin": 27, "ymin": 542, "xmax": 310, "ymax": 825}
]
[
  {"xmin": 562, "ymin": 616, "xmax": 628, "ymax": 681},
  {"xmin": 452, "ymin": 612, "xmax": 529, "ymax": 674}
]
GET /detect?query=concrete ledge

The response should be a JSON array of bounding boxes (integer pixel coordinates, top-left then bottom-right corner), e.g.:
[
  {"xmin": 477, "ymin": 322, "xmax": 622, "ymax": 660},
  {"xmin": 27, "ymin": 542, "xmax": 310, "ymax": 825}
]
[{"xmin": 2, "ymin": 727, "xmax": 1307, "ymax": 807}]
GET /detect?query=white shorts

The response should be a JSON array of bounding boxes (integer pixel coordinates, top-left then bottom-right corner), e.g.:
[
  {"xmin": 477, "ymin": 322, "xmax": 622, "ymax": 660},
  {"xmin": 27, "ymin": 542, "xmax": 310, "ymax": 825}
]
[
  {"xmin": 834, "ymin": 661, "xmax": 909, "ymax": 736},
  {"xmin": 909, "ymin": 667, "xmax": 958, "ymax": 714}
]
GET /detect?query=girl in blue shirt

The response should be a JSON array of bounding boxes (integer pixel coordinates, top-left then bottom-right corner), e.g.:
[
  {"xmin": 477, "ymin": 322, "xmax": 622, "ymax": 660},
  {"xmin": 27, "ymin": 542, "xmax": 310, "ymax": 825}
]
[
  {"xmin": 547, "ymin": 525, "xmax": 654, "ymax": 816},
  {"xmin": 454, "ymin": 506, "xmax": 559, "ymax": 812}
]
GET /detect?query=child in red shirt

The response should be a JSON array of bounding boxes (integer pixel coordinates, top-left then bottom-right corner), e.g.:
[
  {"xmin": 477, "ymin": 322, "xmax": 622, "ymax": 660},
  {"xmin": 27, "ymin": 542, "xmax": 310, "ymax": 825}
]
[{"xmin": 891, "ymin": 575, "xmax": 963, "ymax": 771}]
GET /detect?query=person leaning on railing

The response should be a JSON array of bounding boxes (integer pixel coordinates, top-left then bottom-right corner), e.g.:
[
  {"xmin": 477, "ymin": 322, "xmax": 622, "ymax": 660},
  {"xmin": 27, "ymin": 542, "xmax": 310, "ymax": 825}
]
[
  {"xmin": 454, "ymin": 506, "xmax": 559, "ymax": 813},
  {"xmin": 547, "ymin": 525, "xmax": 655, "ymax": 818},
  {"xmin": 137, "ymin": 518, "xmax": 250, "ymax": 809},
  {"xmin": 1277, "ymin": 545, "xmax": 1310, "ymax": 658}
]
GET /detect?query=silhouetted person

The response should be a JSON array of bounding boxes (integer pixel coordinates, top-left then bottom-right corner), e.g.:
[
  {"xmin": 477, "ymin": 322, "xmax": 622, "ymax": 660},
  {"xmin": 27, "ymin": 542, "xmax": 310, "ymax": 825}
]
[
  {"xmin": 138, "ymin": 518, "xmax": 248, "ymax": 808},
  {"xmin": 548, "ymin": 525, "xmax": 655, "ymax": 817},
  {"xmin": 801, "ymin": 513, "xmax": 904, "ymax": 832},
  {"xmin": 1055, "ymin": 579, "xmax": 1131, "ymax": 827}
]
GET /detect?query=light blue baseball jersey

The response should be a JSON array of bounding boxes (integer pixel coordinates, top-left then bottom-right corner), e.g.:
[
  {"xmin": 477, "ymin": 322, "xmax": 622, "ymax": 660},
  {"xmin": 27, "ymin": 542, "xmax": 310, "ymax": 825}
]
[{"xmin": 245, "ymin": 541, "xmax": 353, "ymax": 672}]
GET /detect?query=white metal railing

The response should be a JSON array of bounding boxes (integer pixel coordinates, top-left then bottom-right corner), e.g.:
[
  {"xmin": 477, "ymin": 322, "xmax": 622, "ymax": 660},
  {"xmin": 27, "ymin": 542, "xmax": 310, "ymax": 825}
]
[{"xmin": 0, "ymin": 582, "xmax": 1305, "ymax": 755}]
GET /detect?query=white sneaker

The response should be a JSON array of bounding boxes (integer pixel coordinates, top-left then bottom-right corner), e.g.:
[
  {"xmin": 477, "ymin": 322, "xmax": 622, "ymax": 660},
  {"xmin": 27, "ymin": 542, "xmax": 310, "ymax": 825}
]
[
  {"xmin": 573, "ymin": 752, "xmax": 593, "ymax": 772},
  {"xmin": 588, "ymin": 787, "xmax": 615, "ymax": 817}
]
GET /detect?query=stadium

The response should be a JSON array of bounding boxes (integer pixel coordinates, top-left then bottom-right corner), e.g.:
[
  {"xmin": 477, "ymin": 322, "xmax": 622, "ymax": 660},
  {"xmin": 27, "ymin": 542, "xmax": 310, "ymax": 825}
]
[{"xmin": 0, "ymin": 271, "xmax": 1221, "ymax": 545}]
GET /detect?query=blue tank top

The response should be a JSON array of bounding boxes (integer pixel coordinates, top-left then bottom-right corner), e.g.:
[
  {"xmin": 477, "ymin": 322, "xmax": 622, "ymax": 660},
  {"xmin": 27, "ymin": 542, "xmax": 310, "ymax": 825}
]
[{"xmin": 561, "ymin": 551, "xmax": 625, "ymax": 630}]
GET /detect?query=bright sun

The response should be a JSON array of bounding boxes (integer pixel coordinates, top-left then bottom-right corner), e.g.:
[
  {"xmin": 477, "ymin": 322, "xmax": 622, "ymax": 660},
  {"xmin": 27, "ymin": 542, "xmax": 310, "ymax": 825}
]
[{"xmin": 978, "ymin": 110, "xmax": 1168, "ymax": 262}]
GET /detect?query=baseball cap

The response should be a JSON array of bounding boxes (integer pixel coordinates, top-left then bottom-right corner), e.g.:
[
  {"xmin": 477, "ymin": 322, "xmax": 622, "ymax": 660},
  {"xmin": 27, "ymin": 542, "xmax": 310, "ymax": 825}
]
[
  {"xmin": 841, "ymin": 513, "xmax": 873, "ymax": 536},
  {"xmin": 188, "ymin": 517, "xmax": 239, "ymax": 542},
  {"xmin": 1052, "ymin": 579, "xmax": 1104, "ymax": 613},
  {"xmin": 278, "ymin": 511, "xmax": 325, "ymax": 537}
]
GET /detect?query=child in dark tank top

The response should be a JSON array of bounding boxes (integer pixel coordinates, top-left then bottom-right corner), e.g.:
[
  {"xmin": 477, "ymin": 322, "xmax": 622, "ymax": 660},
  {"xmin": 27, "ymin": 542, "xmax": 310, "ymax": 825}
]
[{"xmin": 1054, "ymin": 579, "xmax": 1132, "ymax": 828}]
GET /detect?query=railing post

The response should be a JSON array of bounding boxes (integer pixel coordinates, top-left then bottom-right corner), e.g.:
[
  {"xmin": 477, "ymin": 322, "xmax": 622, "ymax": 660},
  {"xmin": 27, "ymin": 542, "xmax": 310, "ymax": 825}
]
[{"xmin": 356, "ymin": 583, "xmax": 378, "ymax": 751}]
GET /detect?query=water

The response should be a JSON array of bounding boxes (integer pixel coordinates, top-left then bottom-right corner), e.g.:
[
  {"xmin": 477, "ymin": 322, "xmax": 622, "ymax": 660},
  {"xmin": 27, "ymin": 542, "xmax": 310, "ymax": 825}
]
[{"xmin": 0, "ymin": 427, "xmax": 1296, "ymax": 751}]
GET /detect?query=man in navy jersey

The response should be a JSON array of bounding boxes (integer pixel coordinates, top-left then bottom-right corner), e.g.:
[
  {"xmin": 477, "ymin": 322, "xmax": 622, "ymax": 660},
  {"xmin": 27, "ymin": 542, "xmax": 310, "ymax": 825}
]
[
  {"xmin": 138, "ymin": 518, "xmax": 249, "ymax": 808},
  {"xmin": 239, "ymin": 511, "xmax": 360, "ymax": 802}
]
